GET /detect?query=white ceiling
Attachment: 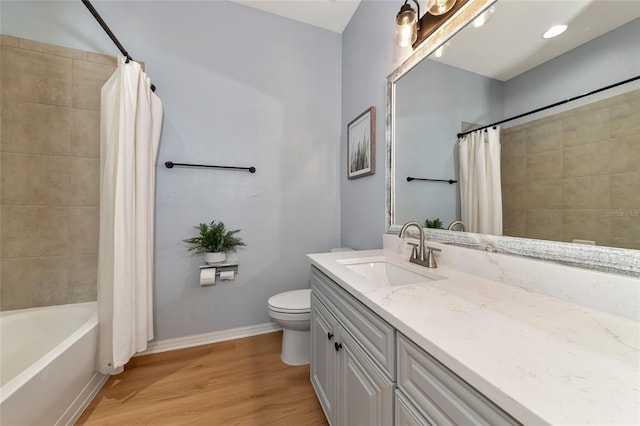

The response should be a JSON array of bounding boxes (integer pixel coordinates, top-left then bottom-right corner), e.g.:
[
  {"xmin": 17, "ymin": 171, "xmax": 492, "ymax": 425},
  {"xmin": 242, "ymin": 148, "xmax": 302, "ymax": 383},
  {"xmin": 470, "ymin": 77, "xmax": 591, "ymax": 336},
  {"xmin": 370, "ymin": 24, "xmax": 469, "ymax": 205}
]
[
  {"xmin": 433, "ymin": 0, "xmax": 640, "ymax": 81},
  {"xmin": 230, "ymin": 0, "xmax": 361, "ymax": 33}
]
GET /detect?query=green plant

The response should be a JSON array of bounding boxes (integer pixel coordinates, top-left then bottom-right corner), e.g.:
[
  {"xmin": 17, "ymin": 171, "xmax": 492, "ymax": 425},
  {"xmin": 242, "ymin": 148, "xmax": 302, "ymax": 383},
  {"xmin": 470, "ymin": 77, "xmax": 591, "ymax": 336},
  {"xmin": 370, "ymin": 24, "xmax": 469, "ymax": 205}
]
[
  {"xmin": 424, "ymin": 218, "xmax": 444, "ymax": 229},
  {"xmin": 183, "ymin": 221, "xmax": 246, "ymax": 254}
]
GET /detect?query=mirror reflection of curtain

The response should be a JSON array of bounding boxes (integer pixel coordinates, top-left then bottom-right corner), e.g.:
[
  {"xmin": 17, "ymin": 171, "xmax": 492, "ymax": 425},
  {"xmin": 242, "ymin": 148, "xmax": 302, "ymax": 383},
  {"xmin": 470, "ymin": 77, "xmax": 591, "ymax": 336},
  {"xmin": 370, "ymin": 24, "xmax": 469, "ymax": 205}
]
[{"xmin": 459, "ymin": 127, "xmax": 502, "ymax": 235}]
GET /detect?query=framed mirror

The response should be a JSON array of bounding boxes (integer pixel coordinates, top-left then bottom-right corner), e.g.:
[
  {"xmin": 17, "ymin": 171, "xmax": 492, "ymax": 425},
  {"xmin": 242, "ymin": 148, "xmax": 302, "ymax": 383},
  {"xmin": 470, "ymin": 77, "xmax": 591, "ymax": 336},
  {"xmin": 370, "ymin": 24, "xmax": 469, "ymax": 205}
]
[{"xmin": 386, "ymin": 0, "xmax": 640, "ymax": 275}]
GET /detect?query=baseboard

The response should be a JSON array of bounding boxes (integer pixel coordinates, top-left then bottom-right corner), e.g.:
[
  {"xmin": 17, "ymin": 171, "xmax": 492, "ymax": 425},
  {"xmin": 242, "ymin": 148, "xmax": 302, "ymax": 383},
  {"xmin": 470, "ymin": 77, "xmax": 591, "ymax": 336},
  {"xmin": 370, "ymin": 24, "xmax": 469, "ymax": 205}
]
[
  {"xmin": 57, "ymin": 372, "xmax": 109, "ymax": 426},
  {"xmin": 137, "ymin": 322, "xmax": 282, "ymax": 356}
]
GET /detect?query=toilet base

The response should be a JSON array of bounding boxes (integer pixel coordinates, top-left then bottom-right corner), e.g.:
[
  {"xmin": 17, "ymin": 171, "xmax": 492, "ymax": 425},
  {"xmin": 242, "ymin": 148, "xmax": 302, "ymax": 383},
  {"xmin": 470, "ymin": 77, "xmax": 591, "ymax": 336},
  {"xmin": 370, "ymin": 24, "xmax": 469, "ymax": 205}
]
[{"xmin": 280, "ymin": 328, "xmax": 310, "ymax": 366}]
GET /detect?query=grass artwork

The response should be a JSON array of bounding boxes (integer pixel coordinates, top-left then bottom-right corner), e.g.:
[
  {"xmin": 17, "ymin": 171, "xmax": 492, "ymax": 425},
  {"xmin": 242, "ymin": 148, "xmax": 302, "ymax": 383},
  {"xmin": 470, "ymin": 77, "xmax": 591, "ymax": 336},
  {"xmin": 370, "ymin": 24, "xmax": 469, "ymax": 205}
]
[{"xmin": 347, "ymin": 106, "xmax": 376, "ymax": 179}]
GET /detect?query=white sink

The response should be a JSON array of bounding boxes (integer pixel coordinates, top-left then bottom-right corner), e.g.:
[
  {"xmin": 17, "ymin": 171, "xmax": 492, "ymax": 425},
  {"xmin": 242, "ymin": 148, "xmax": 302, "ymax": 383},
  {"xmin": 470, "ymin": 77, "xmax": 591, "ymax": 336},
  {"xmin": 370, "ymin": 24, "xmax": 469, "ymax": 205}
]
[{"xmin": 338, "ymin": 256, "xmax": 444, "ymax": 287}]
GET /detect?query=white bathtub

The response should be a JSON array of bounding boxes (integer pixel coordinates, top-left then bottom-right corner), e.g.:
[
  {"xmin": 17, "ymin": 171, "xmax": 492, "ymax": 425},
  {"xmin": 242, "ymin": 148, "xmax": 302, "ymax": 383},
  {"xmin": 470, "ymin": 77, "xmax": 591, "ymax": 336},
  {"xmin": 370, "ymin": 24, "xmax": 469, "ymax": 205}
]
[{"xmin": 0, "ymin": 302, "xmax": 107, "ymax": 426}]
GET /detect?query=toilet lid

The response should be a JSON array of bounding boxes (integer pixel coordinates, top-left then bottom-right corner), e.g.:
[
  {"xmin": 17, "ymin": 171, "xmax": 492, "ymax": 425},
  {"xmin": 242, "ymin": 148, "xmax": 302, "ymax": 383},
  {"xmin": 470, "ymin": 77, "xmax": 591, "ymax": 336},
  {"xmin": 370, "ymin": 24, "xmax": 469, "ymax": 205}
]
[{"xmin": 268, "ymin": 289, "xmax": 311, "ymax": 313}]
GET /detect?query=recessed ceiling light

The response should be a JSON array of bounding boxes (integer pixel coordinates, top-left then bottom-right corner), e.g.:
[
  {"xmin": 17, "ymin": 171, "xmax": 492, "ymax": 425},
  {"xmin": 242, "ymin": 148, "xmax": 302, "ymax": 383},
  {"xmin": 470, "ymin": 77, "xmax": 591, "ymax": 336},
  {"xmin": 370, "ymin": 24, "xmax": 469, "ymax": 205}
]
[{"xmin": 542, "ymin": 24, "xmax": 568, "ymax": 39}]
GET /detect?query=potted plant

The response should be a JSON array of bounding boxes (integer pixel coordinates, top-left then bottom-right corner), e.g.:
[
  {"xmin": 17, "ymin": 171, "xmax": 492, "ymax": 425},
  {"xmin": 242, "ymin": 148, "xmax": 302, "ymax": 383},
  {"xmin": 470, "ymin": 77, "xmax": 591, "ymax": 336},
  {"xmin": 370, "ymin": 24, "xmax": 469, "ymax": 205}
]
[
  {"xmin": 183, "ymin": 220, "xmax": 246, "ymax": 264},
  {"xmin": 424, "ymin": 218, "xmax": 444, "ymax": 229}
]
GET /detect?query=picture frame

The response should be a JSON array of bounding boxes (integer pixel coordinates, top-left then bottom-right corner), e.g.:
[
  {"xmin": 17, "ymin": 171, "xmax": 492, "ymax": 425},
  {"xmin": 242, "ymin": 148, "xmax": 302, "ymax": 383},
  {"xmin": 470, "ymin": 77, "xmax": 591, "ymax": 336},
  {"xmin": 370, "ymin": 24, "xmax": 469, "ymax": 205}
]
[{"xmin": 347, "ymin": 106, "xmax": 375, "ymax": 179}]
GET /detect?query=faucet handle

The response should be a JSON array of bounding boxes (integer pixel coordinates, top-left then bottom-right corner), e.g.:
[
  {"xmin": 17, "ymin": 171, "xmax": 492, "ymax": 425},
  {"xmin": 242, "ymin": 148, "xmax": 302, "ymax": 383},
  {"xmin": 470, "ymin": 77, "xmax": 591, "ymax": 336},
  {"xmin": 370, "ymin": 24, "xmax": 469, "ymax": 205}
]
[
  {"xmin": 425, "ymin": 246, "xmax": 441, "ymax": 268},
  {"xmin": 407, "ymin": 242, "xmax": 419, "ymax": 259}
]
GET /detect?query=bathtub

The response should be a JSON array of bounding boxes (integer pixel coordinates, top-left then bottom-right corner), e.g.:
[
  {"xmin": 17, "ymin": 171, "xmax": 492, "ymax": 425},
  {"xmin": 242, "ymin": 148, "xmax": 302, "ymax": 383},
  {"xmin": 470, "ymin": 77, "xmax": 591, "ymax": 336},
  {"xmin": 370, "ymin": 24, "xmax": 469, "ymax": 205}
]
[{"xmin": 0, "ymin": 302, "xmax": 108, "ymax": 426}]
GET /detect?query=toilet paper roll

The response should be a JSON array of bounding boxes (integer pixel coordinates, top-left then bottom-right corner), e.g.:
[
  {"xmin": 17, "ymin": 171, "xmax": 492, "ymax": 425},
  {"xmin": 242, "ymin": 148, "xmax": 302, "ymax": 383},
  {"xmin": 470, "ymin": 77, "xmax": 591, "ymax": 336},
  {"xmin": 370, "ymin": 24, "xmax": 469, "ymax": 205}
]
[
  {"xmin": 200, "ymin": 268, "xmax": 216, "ymax": 286},
  {"xmin": 219, "ymin": 270, "xmax": 235, "ymax": 281}
]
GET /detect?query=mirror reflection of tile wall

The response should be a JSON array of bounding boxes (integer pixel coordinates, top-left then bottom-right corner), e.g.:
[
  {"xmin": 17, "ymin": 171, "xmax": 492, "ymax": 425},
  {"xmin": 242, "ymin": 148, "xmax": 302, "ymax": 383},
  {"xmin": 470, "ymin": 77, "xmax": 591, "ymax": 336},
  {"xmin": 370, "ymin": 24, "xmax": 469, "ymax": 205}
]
[
  {"xmin": 0, "ymin": 35, "xmax": 116, "ymax": 310},
  {"xmin": 501, "ymin": 89, "xmax": 640, "ymax": 250}
]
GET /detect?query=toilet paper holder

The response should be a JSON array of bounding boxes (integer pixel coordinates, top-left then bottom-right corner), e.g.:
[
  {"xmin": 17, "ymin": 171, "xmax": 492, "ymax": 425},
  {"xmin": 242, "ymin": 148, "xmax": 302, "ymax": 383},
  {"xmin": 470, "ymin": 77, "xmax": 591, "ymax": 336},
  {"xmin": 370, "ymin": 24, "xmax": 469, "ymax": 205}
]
[{"xmin": 199, "ymin": 262, "xmax": 238, "ymax": 278}]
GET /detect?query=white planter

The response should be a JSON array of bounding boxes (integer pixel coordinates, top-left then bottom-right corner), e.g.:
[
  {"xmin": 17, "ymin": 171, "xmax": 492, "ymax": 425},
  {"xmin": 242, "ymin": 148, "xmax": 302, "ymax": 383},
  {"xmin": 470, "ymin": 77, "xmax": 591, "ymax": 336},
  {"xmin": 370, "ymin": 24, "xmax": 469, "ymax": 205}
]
[{"xmin": 205, "ymin": 252, "xmax": 226, "ymax": 264}]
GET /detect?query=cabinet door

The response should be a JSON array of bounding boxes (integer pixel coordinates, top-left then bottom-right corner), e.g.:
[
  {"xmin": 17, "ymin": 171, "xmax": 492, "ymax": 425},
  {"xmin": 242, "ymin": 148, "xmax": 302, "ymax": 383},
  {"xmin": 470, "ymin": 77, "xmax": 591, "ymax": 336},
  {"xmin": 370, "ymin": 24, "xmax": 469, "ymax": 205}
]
[
  {"xmin": 311, "ymin": 295, "xmax": 336, "ymax": 424},
  {"xmin": 396, "ymin": 389, "xmax": 431, "ymax": 426},
  {"xmin": 336, "ymin": 329, "xmax": 394, "ymax": 426}
]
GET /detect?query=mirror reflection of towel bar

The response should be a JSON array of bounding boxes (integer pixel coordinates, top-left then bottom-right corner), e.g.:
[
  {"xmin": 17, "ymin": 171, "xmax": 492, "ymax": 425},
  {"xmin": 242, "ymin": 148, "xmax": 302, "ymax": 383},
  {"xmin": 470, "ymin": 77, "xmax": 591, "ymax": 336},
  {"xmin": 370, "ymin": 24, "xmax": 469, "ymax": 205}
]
[
  {"xmin": 407, "ymin": 177, "xmax": 457, "ymax": 184},
  {"xmin": 165, "ymin": 161, "xmax": 256, "ymax": 173}
]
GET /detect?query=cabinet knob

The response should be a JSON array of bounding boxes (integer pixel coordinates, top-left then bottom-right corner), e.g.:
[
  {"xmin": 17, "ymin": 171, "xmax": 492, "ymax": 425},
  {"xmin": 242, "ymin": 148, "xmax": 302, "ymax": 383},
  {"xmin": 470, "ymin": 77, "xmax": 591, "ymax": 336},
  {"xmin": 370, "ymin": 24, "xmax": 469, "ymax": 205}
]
[
  {"xmin": 334, "ymin": 342, "xmax": 342, "ymax": 352},
  {"xmin": 327, "ymin": 332, "xmax": 334, "ymax": 340}
]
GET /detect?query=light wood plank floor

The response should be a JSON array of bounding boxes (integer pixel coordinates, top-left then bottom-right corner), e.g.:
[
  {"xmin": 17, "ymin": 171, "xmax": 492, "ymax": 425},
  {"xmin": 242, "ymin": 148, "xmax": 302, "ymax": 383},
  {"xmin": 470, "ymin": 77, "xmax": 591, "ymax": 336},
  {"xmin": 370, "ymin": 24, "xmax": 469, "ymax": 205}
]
[{"xmin": 77, "ymin": 332, "xmax": 328, "ymax": 425}]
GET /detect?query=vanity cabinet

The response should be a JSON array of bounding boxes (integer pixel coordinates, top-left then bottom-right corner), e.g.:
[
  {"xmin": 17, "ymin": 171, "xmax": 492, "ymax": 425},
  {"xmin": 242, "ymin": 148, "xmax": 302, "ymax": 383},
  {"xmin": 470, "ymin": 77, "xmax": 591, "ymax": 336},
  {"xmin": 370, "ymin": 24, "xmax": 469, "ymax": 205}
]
[
  {"xmin": 397, "ymin": 334, "xmax": 519, "ymax": 426},
  {"xmin": 310, "ymin": 267, "xmax": 395, "ymax": 426}
]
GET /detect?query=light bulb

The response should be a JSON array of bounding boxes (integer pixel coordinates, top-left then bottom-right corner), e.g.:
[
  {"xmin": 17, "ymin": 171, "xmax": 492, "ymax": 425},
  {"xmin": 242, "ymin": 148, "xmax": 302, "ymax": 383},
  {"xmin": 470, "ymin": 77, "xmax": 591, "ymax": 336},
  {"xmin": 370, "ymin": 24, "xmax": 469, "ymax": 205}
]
[
  {"xmin": 427, "ymin": 0, "xmax": 456, "ymax": 16},
  {"xmin": 395, "ymin": 5, "xmax": 417, "ymax": 47}
]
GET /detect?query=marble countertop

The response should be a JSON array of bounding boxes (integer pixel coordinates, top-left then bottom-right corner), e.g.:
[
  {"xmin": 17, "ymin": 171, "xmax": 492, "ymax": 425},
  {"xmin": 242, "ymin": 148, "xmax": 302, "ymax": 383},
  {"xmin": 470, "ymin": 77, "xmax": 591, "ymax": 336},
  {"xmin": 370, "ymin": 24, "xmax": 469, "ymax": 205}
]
[{"xmin": 307, "ymin": 248, "xmax": 640, "ymax": 425}]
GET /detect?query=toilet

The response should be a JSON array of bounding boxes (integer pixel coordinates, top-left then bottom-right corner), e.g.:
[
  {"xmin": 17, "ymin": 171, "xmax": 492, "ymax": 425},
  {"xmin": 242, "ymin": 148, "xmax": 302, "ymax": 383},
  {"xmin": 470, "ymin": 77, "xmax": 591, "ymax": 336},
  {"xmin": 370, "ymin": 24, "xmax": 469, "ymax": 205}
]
[{"xmin": 268, "ymin": 289, "xmax": 312, "ymax": 366}]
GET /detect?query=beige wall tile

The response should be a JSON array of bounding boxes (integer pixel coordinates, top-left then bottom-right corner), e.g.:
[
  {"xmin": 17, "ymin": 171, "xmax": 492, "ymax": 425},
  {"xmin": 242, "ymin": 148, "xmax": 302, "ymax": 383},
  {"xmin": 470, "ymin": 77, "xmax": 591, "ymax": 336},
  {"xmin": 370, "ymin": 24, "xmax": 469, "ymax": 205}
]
[
  {"xmin": 609, "ymin": 134, "xmax": 640, "ymax": 174},
  {"xmin": 501, "ymin": 155, "xmax": 527, "ymax": 184},
  {"xmin": 526, "ymin": 209, "xmax": 563, "ymax": 241},
  {"xmin": 562, "ymin": 175, "xmax": 610, "ymax": 209},
  {"xmin": 1, "ymin": 256, "xmax": 67, "ymax": 310},
  {"xmin": 527, "ymin": 150, "xmax": 562, "ymax": 181},
  {"xmin": 563, "ymin": 141, "xmax": 609, "ymax": 178},
  {"xmin": 562, "ymin": 209, "xmax": 610, "ymax": 246},
  {"xmin": 1, "ymin": 153, "xmax": 69, "ymax": 205},
  {"xmin": 610, "ymin": 97, "xmax": 640, "ymax": 138},
  {"xmin": 527, "ymin": 179, "xmax": 561, "ymax": 209},
  {"xmin": 562, "ymin": 107, "xmax": 609, "ymax": 147},
  {"xmin": 0, "ymin": 99, "xmax": 71, "ymax": 155},
  {"xmin": 501, "ymin": 129, "xmax": 526, "ymax": 159},
  {"xmin": 526, "ymin": 120, "xmax": 562, "ymax": 154},
  {"xmin": 0, "ymin": 35, "xmax": 19, "ymax": 47},
  {"xmin": 1, "ymin": 205, "xmax": 68, "ymax": 257},
  {"xmin": 609, "ymin": 214, "xmax": 640, "ymax": 250},
  {"xmin": 67, "ymin": 255, "xmax": 97, "ymax": 303},
  {"xmin": 501, "ymin": 182, "xmax": 527, "ymax": 211},
  {"xmin": 87, "ymin": 52, "xmax": 117, "ymax": 66},
  {"xmin": 68, "ymin": 206, "xmax": 99, "ymax": 255},
  {"xmin": 70, "ymin": 157, "xmax": 99, "ymax": 205},
  {"xmin": 502, "ymin": 209, "xmax": 526, "ymax": 238},
  {"xmin": 1, "ymin": 46, "xmax": 72, "ymax": 106},
  {"xmin": 610, "ymin": 172, "xmax": 640, "ymax": 210},
  {"xmin": 18, "ymin": 38, "xmax": 87, "ymax": 60},
  {"xmin": 72, "ymin": 60, "xmax": 116, "ymax": 110},
  {"xmin": 71, "ymin": 109, "xmax": 100, "ymax": 158}
]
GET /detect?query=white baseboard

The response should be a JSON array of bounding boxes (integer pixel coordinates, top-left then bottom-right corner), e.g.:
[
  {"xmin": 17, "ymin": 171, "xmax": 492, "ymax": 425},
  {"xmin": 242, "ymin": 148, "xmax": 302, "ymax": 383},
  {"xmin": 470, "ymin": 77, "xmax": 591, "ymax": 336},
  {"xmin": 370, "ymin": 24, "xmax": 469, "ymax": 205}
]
[
  {"xmin": 137, "ymin": 322, "xmax": 282, "ymax": 356},
  {"xmin": 58, "ymin": 372, "xmax": 109, "ymax": 426}
]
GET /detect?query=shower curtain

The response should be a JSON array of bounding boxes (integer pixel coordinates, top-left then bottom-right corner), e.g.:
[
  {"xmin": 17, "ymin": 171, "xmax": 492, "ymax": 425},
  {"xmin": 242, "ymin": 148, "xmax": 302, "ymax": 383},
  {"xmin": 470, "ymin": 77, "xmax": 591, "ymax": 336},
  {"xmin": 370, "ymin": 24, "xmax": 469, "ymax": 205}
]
[
  {"xmin": 98, "ymin": 56, "xmax": 163, "ymax": 375},
  {"xmin": 458, "ymin": 127, "xmax": 502, "ymax": 235}
]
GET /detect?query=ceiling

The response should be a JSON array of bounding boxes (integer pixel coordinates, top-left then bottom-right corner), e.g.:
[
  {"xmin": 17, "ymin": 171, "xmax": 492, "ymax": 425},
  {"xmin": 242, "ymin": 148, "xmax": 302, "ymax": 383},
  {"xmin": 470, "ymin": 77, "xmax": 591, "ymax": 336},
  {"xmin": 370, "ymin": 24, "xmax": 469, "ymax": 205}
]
[
  {"xmin": 230, "ymin": 0, "xmax": 361, "ymax": 33},
  {"xmin": 432, "ymin": 0, "xmax": 640, "ymax": 81}
]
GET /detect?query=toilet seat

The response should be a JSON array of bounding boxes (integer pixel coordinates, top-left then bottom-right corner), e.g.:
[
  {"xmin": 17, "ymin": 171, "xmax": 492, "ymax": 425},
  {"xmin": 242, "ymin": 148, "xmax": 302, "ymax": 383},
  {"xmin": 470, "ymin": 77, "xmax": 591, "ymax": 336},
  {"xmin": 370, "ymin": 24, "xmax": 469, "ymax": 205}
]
[{"xmin": 268, "ymin": 289, "xmax": 311, "ymax": 314}]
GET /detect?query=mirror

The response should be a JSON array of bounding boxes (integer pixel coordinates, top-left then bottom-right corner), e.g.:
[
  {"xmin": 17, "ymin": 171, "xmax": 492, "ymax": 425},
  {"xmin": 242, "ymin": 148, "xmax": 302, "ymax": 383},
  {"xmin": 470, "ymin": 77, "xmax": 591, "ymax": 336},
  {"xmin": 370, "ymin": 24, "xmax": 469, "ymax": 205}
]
[{"xmin": 387, "ymin": 0, "xmax": 640, "ymax": 273}]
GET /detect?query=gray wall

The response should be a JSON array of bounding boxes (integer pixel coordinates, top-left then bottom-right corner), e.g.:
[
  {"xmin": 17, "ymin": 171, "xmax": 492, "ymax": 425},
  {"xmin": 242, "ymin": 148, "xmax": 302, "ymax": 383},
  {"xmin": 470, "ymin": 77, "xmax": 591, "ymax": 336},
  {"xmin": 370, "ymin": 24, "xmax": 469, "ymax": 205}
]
[
  {"xmin": 1, "ymin": 1, "xmax": 341, "ymax": 340},
  {"xmin": 340, "ymin": 0, "xmax": 412, "ymax": 249},
  {"xmin": 504, "ymin": 18, "xmax": 640, "ymax": 117}
]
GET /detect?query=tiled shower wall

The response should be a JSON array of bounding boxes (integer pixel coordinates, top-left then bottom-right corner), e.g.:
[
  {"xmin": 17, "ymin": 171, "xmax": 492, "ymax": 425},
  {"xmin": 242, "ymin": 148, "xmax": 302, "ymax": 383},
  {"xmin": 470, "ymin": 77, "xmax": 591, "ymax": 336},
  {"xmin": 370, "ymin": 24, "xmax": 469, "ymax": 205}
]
[
  {"xmin": 501, "ymin": 89, "xmax": 640, "ymax": 250},
  {"xmin": 0, "ymin": 35, "xmax": 116, "ymax": 310}
]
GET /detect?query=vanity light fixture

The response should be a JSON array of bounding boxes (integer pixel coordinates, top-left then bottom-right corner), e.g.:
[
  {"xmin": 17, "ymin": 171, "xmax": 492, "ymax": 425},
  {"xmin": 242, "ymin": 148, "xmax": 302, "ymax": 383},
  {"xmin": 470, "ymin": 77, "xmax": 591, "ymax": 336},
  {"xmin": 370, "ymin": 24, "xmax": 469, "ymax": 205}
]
[
  {"xmin": 542, "ymin": 24, "xmax": 568, "ymax": 39},
  {"xmin": 395, "ymin": 0, "xmax": 469, "ymax": 49}
]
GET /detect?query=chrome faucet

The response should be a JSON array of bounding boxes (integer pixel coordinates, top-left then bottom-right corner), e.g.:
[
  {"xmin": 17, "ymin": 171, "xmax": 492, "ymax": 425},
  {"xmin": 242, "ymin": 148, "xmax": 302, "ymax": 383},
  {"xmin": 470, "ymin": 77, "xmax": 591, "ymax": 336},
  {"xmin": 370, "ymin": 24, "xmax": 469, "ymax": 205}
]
[
  {"xmin": 399, "ymin": 221, "xmax": 440, "ymax": 268},
  {"xmin": 447, "ymin": 220, "xmax": 467, "ymax": 232}
]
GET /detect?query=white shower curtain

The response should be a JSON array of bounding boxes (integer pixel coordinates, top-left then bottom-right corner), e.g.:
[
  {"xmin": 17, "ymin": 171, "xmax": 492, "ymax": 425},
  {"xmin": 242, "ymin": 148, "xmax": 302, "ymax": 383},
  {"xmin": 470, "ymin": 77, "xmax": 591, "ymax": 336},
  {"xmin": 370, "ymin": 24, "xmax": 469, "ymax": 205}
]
[
  {"xmin": 98, "ymin": 56, "xmax": 163, "ymax": 375},
  {"xmin": 458, "ymin": 127, "xmax": 502, "ymax": 235}
]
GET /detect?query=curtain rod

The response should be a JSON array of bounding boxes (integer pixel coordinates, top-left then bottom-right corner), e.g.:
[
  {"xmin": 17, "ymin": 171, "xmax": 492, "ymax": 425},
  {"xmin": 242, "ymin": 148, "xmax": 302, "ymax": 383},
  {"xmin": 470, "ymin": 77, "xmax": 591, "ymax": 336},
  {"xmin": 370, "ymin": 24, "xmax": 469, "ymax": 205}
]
[
  {"xmin": 81, "ymin": 0, "xmax": 156, "ymax": 92},
  {"xmin": 457, "ymin": 75, "xmax": 640, "ymax": 138}
]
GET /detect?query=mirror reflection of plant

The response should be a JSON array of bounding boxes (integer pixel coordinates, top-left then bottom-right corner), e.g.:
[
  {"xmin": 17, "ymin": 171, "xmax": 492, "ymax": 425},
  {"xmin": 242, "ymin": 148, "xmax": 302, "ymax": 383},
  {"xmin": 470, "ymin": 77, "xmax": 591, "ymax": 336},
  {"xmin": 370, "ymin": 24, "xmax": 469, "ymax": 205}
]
[
  {"xmin": 183, "ymin": 221, "xmax": 246, "ymax": 254},
  {"xmin": 424, "ymin": 218, "xmax": 444, "ymax": 229}
]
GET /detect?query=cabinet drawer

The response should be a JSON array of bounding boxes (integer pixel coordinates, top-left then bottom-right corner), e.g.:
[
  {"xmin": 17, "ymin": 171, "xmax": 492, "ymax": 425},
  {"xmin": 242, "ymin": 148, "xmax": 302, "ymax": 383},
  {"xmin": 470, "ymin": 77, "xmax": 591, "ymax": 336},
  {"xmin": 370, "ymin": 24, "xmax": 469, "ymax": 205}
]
[
  {"xmin": 398, "ymin": 334, "xmax": 520, "ymax": 426},
  {"xmin": 395, "ymin": 389, "xmax": 431, "ymax": 426},
  {"xmin": 312, "ymin": 267, "xmax": 395, "ymax": 380}
]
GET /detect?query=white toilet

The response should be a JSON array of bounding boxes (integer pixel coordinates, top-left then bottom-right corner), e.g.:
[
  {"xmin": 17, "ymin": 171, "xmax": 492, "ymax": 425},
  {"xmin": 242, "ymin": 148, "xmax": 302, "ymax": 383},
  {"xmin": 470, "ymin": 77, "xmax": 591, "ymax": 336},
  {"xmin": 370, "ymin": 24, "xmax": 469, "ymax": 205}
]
[{"xmin": 268, "ymin": 289, "xmax": 311, "ymax": 366}]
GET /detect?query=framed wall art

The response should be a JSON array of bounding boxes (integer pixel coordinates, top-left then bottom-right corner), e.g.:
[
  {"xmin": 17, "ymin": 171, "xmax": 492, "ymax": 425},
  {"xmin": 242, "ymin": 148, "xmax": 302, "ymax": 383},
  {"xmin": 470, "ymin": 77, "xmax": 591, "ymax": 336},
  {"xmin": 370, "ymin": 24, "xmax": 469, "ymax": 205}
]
[{"xmin": 347, "ymin": 106, "xmax": 375, "ymax": 179}]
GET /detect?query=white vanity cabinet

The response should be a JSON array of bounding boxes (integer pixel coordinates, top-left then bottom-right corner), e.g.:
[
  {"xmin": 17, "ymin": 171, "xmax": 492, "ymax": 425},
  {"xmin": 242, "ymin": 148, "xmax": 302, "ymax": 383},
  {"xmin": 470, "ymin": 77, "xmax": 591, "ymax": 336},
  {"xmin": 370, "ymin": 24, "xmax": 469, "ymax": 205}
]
[
  {"xmin": 397, "ymin": 334, "xmax": 519, "ymax": 426},
  {"xmin": 310, "ymin": 267, "xmax": 395, "ymax": 426}
]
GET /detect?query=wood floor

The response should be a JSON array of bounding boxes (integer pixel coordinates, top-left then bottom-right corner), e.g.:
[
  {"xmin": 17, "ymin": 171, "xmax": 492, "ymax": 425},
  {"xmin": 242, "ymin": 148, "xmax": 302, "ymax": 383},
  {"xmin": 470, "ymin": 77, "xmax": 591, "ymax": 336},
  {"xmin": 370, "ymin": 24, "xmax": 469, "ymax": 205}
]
[{"xmin": 77, "ymin": 332, "xmax": 328, "ymax": 425}]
